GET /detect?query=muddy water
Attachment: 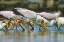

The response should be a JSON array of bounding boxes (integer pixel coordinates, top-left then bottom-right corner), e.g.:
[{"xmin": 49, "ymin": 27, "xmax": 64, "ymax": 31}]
[{"xmin": 0, "ymin": 29, "xmax": 64, "ymax": 42}]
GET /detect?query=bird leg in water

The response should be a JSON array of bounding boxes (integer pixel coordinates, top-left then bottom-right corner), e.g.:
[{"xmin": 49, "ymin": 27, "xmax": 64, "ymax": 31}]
[
  {"xmin": 54, "ymin": 22, "xmax": 58, "ymax": 29},
  {"xmin": 58, "ymin": 25, "xmax": 61, "ymax": 30},
  {"xmin": 55, "ymin": 22, "xmax": 61, "ymax": 30},
  {"xmin": 54, "ymin": 22, "xmax": 61, "ymax": 30},
  {"xmin": 15, "ymin": 23, "xmax": 18, "ymax": 30}
]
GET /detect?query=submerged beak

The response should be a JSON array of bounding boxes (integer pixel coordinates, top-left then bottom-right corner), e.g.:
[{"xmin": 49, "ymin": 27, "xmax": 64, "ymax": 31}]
[
  {"xmin": 41, "ymin": 20, "xmax": 46, "ymax": 29},
  {"xmin": 9, "ymin": 22, "xmax": 14, "ymax": 30}
]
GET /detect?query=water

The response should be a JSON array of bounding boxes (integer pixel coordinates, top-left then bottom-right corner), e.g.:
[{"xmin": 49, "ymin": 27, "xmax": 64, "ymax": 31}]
[
  {"xmin": 0, "ymin": 26, "xmax": 64, "ymax": 42},
  {"xmin": 27, "ymin": 0, "xmax": 40, "ymax": 2}
]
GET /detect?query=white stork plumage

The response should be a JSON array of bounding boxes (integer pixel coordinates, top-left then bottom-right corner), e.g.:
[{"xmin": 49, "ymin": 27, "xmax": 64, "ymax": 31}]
[
  {"xmin": 37, "ymin": 10, "xmax": 62, "ymax": 20},
  {"xmin": 36, "ymin": 14, "xmax": 57, "ymax": 30},
  {"xmin": 13, "ymin": 8, "xmax": 38, "ymax": 30},
  {"xmin": 13, "ymin": 8, "xmax": 48, "ymax": 30},
  {"xmin": 55, "ymin": 17, "xmax": 64, "ymax": 30},
  {"xmin": 13, "ymin": 8, "xmax": 62, "ymax": 30},
  {"xmin": 0, "ymin": 11, "xmax": 15, "ymax": 19},
  {"xmin": 0, "ymin": 11, "xmax": 25, "ymax": 30},
  {"xmin": 14, "ymin": 8, "xmax": 37, "ymax": 18},
  {"xmin": 0, "ymin": 21, "xmax": 7, "ymax": 29},
  {"xmin": 53, "ymin": 10, "xmax": 62, "ymax": 18}
]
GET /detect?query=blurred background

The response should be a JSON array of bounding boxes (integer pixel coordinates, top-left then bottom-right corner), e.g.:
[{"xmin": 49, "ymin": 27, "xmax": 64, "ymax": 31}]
[{"xmin": 0, "ymin": 0, "xmax": 64, "ymax": 15}]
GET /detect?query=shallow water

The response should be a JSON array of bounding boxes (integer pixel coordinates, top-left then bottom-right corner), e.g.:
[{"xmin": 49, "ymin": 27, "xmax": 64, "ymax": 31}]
[{"xmin": 0, "ymin": 26, "xmax": 64, "ymax": 42}]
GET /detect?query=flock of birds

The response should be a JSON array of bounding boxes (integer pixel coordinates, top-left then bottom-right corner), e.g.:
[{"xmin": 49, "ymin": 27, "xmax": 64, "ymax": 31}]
[{"xmin": 0, "ymin": 7, "xmax": 63, "ymax": 31}]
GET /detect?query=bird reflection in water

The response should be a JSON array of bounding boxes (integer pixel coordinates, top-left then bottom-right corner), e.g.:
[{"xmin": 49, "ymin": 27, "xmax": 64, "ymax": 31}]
[
  {"xmin": 13, "ymin": 31, "xmax": 23, "ymax": 40},
  {"xmin": 4, "ymin": 30, "xmax": 12, "ymax": 36},
  {"xmin": 41, "ymin": 30, "xmax": 47, "ymax": 36}
]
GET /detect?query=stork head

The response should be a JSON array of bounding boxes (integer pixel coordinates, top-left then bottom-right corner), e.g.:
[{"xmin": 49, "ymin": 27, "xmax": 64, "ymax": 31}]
[
  {"xmin": 16, "ymin": 19, "xmax": 23, "ymax": 23},
  {"xmin": 41, "ymin": 19, "xmax": 44, "ymax": 23}
]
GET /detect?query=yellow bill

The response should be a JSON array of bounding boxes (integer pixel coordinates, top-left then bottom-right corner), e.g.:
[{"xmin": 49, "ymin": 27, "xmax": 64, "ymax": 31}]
[
  {"xmin": 19, "ymin": 22, "xmax": 23, "ymax": 28},
  {"xmin": 9, "ymin": 22, "xmax": 14, "ymax": 30},
  {"xmin": 19, "ymin": 22, "xmax": 25, "ymax": 30},
  {"xmin": 41, "ymin": 22, "xmax": 46, "ymax": 29}
]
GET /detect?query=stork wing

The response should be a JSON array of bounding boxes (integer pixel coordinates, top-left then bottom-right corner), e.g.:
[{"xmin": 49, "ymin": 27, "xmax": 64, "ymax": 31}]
[
  {"xmin": 15, "ymin": 8, "xmax": 37, "ymax": 19},
  {"xmin": 0, "ymin": 11, "xmax": 15, "ymax": 19},
  {"xmin": 38, "ymin": 12, "xmax": 55, "ymax": 19}
]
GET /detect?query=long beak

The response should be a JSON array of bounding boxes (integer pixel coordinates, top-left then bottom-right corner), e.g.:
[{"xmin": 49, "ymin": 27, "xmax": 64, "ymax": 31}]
[
  {"xmin": 16, "ymin": 19, "xmax": 25, "ymax": 30},
  {"xmin": 9, "ymin": 22, "xmax": 14, "ymax": 30},
  {"xmin": 19, "ymin": 22, "xmax": 23, "ymax": 27},
  {"xmin": 19, "ymin": 22, "xmax": 25, "ymax": 30},
  {"xmin": 41, "ymin": 20, "xmax": 46, "ymax": 29}
]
